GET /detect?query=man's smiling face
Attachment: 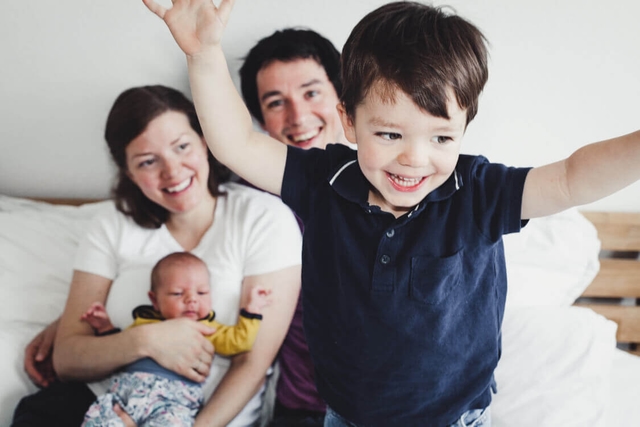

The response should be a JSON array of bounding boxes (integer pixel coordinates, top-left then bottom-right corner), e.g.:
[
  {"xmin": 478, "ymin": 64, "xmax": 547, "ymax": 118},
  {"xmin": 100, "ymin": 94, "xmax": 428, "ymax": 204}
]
[{"xmin": 257, "ymin": 58, "xmax": 346, "ymax": 150}]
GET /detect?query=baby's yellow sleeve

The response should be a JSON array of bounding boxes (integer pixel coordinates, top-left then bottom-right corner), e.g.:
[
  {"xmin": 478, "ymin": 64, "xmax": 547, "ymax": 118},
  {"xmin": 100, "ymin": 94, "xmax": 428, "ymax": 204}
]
[{"xmin": 205, "ymin": 310, "xmax": 262, "ymax": 356}]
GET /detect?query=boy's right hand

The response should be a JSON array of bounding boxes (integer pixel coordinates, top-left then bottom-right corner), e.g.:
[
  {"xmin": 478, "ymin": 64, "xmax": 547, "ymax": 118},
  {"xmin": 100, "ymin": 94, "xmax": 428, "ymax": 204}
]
[{"xmin": 142, "ymin": 0, "xmax": 236, "ymax": 57}]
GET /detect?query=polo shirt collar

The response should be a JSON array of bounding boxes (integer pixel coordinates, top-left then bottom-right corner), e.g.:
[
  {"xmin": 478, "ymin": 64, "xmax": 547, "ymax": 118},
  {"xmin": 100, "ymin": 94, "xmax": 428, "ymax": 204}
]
[{"xmin": 328, "ymin": 158, "xmax": 464, "ymax": 211}]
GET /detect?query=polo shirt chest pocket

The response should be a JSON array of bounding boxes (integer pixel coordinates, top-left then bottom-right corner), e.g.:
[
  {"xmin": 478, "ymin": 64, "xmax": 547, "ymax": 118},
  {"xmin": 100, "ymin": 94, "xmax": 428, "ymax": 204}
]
[{"xmin": 409, "ymin": 252, "xmax": 463, "ymax": 305}]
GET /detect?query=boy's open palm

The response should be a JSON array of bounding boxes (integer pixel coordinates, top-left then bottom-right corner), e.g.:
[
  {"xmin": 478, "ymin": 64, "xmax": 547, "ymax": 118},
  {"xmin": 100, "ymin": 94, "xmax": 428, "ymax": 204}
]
[{"xmin": 142, "ymin": 0, "xmax": 235, "ymax": 56}]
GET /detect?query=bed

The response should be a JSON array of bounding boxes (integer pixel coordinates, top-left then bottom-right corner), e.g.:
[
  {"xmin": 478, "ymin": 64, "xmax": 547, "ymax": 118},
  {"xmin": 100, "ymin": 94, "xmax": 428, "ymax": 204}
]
[{"xmin": 1, "ymin": 195, "xmax": 639, "ymax": 426}]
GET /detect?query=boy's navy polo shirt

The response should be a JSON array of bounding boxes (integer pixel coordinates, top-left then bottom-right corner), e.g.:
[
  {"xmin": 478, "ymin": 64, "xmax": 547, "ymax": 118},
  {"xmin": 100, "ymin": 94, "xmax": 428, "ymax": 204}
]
[{"xmin": 281, "ymin": 144, "xmax": 531, "ymax": 426}]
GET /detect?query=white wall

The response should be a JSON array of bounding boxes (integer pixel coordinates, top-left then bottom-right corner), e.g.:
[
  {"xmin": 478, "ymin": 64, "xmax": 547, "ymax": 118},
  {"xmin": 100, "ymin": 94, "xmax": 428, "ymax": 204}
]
[{"xmin": 1, "ymin": 0, "xmax": 638, "ymax": 211}]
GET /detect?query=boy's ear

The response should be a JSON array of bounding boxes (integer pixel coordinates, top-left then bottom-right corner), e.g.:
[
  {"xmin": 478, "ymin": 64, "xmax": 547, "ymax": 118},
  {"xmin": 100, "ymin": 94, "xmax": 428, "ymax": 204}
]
[
  {"xmin": 337, "ymin": 103, "xmax": 357, "ymax": 144},
  {"xmin": 148, "ymin": 290, "xmax": 160, "ymax": 311}
]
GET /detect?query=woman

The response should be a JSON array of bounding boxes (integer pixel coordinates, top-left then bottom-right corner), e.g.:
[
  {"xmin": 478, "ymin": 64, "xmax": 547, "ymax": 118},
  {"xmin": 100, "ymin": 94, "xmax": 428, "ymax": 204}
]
[{"xmin": 13, "ymin": 85, "xmax": 302, "ymax": 427}]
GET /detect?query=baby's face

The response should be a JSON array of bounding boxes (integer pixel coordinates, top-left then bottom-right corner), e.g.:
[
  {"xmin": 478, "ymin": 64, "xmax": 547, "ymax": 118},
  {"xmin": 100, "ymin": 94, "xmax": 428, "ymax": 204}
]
[
  {"xmin": 152, "ymin": 264, "xmax": 212, "ymax": 320},
  {"xmin": 339, "ymin": 83, "xmax": 466, "ymax": 218}
]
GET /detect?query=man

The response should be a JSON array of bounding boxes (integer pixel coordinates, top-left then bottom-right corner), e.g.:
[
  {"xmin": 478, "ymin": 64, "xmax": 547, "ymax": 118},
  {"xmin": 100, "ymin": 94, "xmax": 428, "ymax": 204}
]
[{"xmin": 240, "ymin": 28, "xmax": 347, "ymax": 427}]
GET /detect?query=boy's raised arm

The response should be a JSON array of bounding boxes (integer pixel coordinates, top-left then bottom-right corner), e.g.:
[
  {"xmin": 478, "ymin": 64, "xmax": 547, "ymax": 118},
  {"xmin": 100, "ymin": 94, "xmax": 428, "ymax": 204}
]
[
  {"xmin": 143, "ymin": 0, "xmax": 288, "ymax": 195},
  {"xmin": 521, "ymin": 130, "xmax": 640, "ymax": 219}
]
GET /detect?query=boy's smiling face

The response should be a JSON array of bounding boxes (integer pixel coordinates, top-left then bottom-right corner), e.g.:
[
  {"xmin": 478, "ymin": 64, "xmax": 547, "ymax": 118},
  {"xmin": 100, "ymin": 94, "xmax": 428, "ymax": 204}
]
[{"xmin": 339, "ymin": 83, "xmax": 467, "ymax": 218}]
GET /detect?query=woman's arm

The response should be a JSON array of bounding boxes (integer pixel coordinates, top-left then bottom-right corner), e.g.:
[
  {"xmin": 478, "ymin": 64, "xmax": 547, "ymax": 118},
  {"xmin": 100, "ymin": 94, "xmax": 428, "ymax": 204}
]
[
  {"xmin": 195, "ymin": 265, "xmax": 301, "ymax": 427},
  {"xmin": 54, "ymin": 270, "xmax": 215, "ymax": 383}
]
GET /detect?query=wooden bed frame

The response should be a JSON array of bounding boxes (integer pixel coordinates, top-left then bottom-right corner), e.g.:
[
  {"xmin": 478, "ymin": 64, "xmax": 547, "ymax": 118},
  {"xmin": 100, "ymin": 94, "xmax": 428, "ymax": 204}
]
[
  {"xmin": 35, "ymin": 199, "xmax": 640, "ymax": 355},
  {"xmin": 576, "ymin": 211, "xmax": 640, "ymax": 356}
]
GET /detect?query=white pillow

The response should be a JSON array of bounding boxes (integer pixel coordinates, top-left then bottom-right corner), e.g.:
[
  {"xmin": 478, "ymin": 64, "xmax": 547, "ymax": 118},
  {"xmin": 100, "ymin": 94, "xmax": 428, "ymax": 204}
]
[
  {"xmin": 504, "ymin": 208, "xmax": 600, "ymax": 307},
  {"xmin": 0, "ymin": 196, "xmax": 113, "ymax": 424},
  {"xmin": 0, "ymin": 196, "xmax": 112, "ymax": 324},
  {"xmin": 493, "ymin": 306, "xmax": 617, "ymax": 427}
]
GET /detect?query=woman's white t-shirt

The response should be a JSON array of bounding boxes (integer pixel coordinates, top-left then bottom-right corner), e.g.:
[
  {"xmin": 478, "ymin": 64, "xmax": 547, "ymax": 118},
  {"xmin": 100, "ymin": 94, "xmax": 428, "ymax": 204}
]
[{"xmin": 73, "ymin": 182, "xmax": 302, "ymax": 426}]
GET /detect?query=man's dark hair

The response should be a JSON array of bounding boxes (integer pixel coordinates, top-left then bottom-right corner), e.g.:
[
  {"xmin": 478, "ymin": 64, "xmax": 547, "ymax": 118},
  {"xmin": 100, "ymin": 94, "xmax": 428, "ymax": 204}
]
[{"xmin": 239, "ymin": 28, "xmax": 341, "ymax": 124}]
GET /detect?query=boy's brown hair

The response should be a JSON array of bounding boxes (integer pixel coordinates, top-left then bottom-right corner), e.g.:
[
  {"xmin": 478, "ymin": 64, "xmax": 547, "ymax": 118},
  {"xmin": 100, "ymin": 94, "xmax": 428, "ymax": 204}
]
[{"xmin": 340, "ymin": 1, "xmax": 489, "ymax": 126}]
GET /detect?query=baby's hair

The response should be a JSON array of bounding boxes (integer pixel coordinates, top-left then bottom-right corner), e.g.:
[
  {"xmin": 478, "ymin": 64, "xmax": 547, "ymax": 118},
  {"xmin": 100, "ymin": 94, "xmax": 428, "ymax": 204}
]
[
  {"xmin": 340, "ymin": 1, "xmax": 489, "ymax": 126},
  {"xmin": 150, "ymin": 252, "xmax": 209, "ymax": 292}
]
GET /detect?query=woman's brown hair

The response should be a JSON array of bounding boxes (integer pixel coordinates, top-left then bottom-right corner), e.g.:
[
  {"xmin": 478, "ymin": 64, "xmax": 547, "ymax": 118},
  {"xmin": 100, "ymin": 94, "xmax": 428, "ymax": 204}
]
[{"xmin": 104, "ymin": 85, "xmax": 230, "ymax": 228}]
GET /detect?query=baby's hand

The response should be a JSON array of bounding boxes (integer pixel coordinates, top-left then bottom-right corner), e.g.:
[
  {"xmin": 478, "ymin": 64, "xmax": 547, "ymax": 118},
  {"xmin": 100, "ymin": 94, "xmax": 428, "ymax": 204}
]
[
  {"xmin": 142, "ymin": 0, "xmax": 235, "ymax": 57},
  {"xmin": 80, "ymin": 302, "xmax": 115, "ymax": 334},
  {"xmin": 245, "ymin": 286, "xmax": 273, "ymax": 315}
]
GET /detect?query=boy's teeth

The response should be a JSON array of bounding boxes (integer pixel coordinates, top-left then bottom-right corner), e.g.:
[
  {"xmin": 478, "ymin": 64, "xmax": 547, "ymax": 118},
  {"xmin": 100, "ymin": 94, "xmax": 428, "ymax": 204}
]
[
  {"xmin": 292, "ymin": 129, "xmax": 319, "ymax": 142},
  {"xmin": 166, "ymin": 178, "xmax": 191, "ymax": 193},
  {"xmin": 390, "ymin": 174, "xmax": 422, "ymax": 187}
]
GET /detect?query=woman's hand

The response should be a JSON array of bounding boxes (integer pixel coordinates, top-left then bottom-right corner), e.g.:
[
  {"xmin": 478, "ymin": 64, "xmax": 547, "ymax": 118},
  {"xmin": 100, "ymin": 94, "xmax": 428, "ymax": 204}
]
[
  {"xmin": 142, "ymin": 317, "xmax": 216, "ymax": 383},
  {"xmin": 142, "ymin": 0, "xmax": 235, "ymax": 57},
  {"xmin": 24, "ymin": 318, "xmax": 59, "ymax": 388}
]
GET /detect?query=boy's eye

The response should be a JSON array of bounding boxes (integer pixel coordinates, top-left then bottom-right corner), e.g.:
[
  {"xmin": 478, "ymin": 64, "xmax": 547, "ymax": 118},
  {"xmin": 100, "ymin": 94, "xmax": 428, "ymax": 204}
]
[
  {"xmin": 433, "ymin": 136, "xmax": 453, "ymax": 144},
  {"xmin": 177, "ymin": 142, "xmax": 190, "ymax": 151},
  {"xmin": 305, "ymin": 90, "xmax": 320, "ymax": 99},
  {"xmin": 376, "ymin": 132, "xmax": 402, "ymax": 141},
  {"xmin": 198, "ymin": 291, "xmax": 209, "ymax": 296},
  {"xmin": 169, "ymin": 292, "xmax": 183, "ymax": 296}
]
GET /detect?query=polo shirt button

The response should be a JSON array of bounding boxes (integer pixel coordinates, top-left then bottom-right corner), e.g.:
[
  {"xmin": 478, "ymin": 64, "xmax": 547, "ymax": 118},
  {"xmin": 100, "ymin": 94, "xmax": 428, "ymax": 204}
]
[
  {"xmin": 380, "ymin": 254, "xmax": 391, "ymax": 264},
  {"xmin": 386, "ymin": 229, "xmax": 395, "ymax": 238}
]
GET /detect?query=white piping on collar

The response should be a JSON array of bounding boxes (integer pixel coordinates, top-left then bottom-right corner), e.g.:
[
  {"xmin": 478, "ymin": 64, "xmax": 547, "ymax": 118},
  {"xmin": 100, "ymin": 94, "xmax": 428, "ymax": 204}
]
[
  {"xmin": 454, "ymin": 169, "xmax": 460, "ymax": 190},
  {"xmin": 329, "ymin": 160, "xmax": 357, "ymax": 186}
]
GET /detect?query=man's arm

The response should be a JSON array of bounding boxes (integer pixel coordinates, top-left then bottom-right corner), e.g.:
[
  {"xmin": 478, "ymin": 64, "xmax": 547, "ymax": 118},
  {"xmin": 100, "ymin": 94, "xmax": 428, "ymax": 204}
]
[
  {"xmin": 143, "ymin": 0, "xmax": 288, "ymax": 195},
  {"xmin": 521, "ymin": 130, "xmax": 640, "ymax": 219}
]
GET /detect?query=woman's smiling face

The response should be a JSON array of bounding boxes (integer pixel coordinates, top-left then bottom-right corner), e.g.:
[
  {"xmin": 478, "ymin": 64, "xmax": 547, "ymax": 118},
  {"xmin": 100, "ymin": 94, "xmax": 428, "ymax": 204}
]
[{"xmin": 125, "ymin": 111, "xmax": 211, "ymax": 215}]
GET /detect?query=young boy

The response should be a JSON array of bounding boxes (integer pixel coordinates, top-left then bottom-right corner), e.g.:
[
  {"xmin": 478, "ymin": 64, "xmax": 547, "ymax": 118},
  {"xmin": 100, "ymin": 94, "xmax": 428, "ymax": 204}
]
[
  {"xmin": 81, "ymin": 252, "xmax": 271, "ymax": 427},
  {"xmin": 142, "ymin": 0, "xmax": 640, "ymax": 425}
]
